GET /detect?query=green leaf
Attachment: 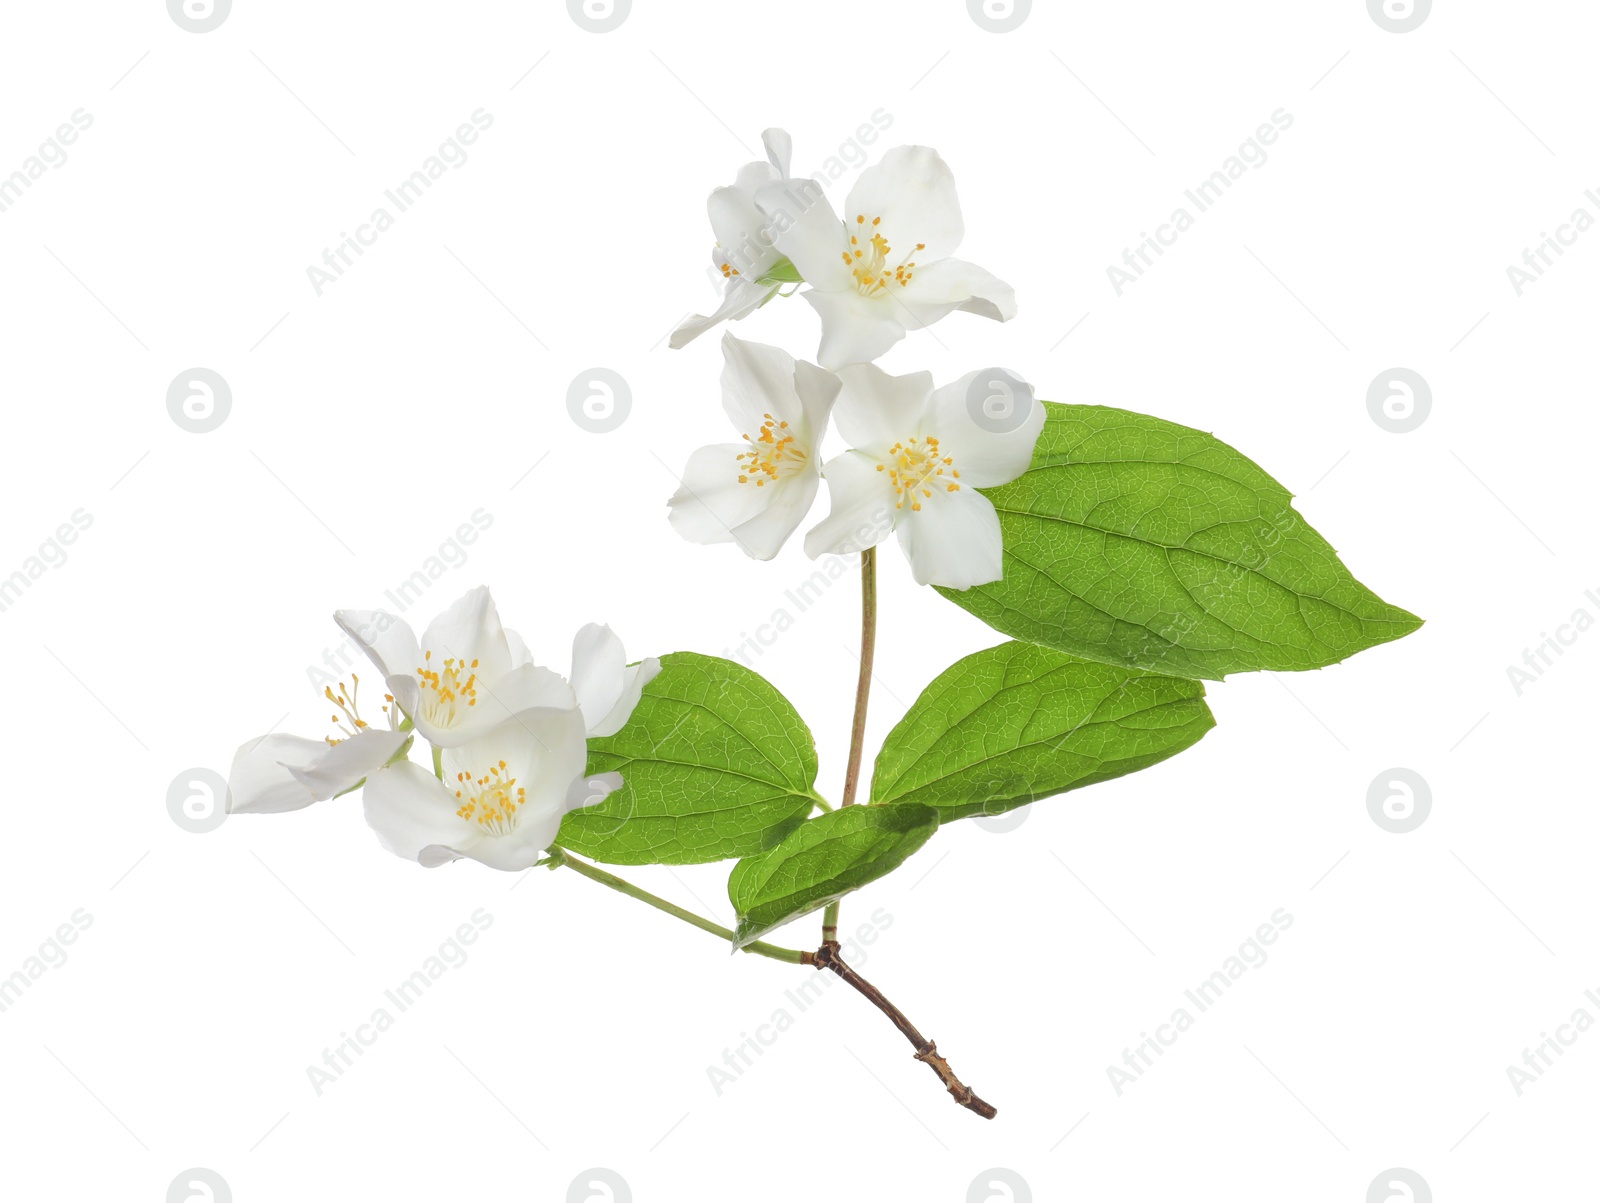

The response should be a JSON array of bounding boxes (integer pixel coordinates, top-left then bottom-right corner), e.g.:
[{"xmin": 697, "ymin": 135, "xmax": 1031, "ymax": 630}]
[
  {"xmin": 872, "ymin": 640, "xmax": 1214, "ymax": 821},
  {"xmin": 937, "ymin": 402, "xmax": 1422, "ymax": 679},
  {"xmin": 555, "ymin": 652, "xmax": 819, "ymax": 865},
  {"xmin": 727, "ymin": 804, "xmax": 940, "ymax": 948}
]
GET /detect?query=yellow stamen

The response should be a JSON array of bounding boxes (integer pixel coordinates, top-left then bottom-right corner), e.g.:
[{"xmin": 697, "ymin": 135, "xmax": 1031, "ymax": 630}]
[
  {"xmin": 323, "ymin": 675, "xmax": 374, "ymax": 744},
  {"xmin": 414, "ymin": 653, "xmax": 481, "ymax": 728},
  {"xmin": 735, "ymin": 413, "xmax": 807, "ymax": 486},
  {"xmin": 452, "ymin": 759, "xmax": 528, "ymax": 835},
  {"xmin": 882, "ymin": 434, "xmax": 961, "ymax": 511},
  {"xmin": 845, "ymin": 216, "xmax": 923, "ymax": 298}
]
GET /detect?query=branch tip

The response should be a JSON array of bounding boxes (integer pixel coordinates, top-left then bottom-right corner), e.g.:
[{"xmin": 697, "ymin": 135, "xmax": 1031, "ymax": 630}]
[{"xmin": 810, "ymin": 940, "xmax": 996, "ymax": 1119}]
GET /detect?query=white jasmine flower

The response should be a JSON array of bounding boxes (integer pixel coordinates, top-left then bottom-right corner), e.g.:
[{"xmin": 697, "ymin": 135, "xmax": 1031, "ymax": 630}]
[
  {"xmin": 755, "ymin": 145, "xmax": 1016, "ymax": 369},
  {"xmin": 670, "ymin": 128, "xmax": 800, "ymax": 349},
  {"xmin": 667, "ymin": 334, "xmax": 839, "ymax": 560},
  {"xmin": 227, "ymin": 675, "xmax": 410, "ymax": 814},
  {"xmin": 334, "ymin": 587, "xmax": 576, "ymax": 748},
  {"xmin": 362, "ymin": 709, "xmax": 616, "ymax": 871},
  {"xmin": 804, "ymin": 364, "xmax": 1044, "ymax": 588}
]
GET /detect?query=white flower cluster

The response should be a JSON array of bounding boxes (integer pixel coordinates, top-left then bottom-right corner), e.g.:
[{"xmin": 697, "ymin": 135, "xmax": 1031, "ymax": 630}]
[
  {"xmin": 227, "ymin": 586, "xmax": 657, "ymax": 871},
  {"xmin": 667, "ymin": 129, "xmax": 1043, "ymax": 589}
]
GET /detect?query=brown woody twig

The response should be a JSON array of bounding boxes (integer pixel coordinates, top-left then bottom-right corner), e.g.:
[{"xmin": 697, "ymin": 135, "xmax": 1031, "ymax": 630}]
[{"xmin": 805, "ymin": 940, "xmax": 997, "ymax": 1119}]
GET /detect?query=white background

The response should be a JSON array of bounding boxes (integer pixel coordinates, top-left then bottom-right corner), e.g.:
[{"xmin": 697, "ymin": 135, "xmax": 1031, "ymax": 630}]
[{"xmin": 1, "ymin": 1, "xmax": 1594, "ymax": 1200}]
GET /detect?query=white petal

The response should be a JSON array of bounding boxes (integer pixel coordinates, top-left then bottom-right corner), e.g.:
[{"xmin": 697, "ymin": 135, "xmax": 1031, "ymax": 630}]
[
  {"xmin": 333, "ymin": 609, "xmax": 421, "ymax": 683},
  {"xmin": 730, "ymin": 469, "xmax": 819, "ymax": 560},
  {"xmin": 804, "ymin": 289, "xmax": 910, "ymax": 370},
  {"xmin": 227, "ymin": 728, "xmax": 410, "ymax": 814},
  {"xmin": 762, "ymin": 128, "xmax": 793, "ymax": 177},
  {"xmin": 416, "ymin": 663, "xmax": 577, "ymax": 748},
  {"xmin": 756, "ymin": 180, "xmax": 850, "ymax": 290},
  {"xmin": 707, "ymin": 178, "xmax": 781, "ymax": 277},
  {"xmin": 720, "ymin": 334, "xmax": 805, "ymax": 434},
  {"xmin": 667, "ymin": 443, "xmax": 774, "ymax": 550},
  {"xmin": 485, "ymin": 664, "xmax": 581, "ymax": 721},
  {"xmin": 504, "ymin": 627, "xmax": 535, "ymax": 668},
  {"xmin": 833, "ymin": 363, "xmax": 935, "ymax": 452},
  {"xmin": 803, "ymin": 452, "xmax": 897, "ymax": 559},
  {"xmin": 445, "ymin": 709, "xmax": 590, "ymax": 869},
  {"xmin": 362, "ymin": 760, "xmax": 479, "ymax": 866},
  {"xmin": 227, "ymin": 734, "xmax": 333, "ymax": 814},
  {"xmin": 586, "ymin": 656, "xmax": 661, "ymax": 739},
  {"xmin": 566, "ymin": 771, "xmax": 625, "ymax": 817},
  {"xmin": 895, "ymin": 487, "xmax": 1005, "ymax": 589},
  {"xmin": 419, "ymin": 586, "xmax": 512, "ymax": 679},
  {"xmin": 670, "ymin": 276, "xmax": 778, "ymax": 350},
  {"xmin": 923, "ymin": 371, "xmax": 1046, "ymax": 488},
  {"xmin": 897, "ymin": 257, "xmax": 1017, "ymax": 326},
  {"xmin": 843, "ymin": 146, "xmax": 965, "ymax": 263},
  {"xmin": 444, "ymin": 708, "xmax": 585, "ymax": 801},
  {"xmin": 285, "ymin": 728, "xmax": 411, "ymax": 798},
  {"xmin": 792, "ymin": 358, "xmax": 842, "ymax": 439},
  {"xmin": 614, "ymin": 661, "xmax": 661, "ymax": 733},
  {"xmin": 445, "ymin": 708, "xmax": 585, "ymax": 806},
  {"xmin": 731, "ymin": 158, "xmax": 779, "ymax": 196},
  {"xmin": 570, "ymin": 623, "xmax": 626, "ymax": 734},
  {"xmin": 455, "ymin": 827, "xmax": 554, "ymax": 871}
]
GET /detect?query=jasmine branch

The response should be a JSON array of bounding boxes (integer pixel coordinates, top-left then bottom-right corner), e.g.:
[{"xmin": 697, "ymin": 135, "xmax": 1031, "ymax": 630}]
[
  {"xmin": 805, "ymin": 939, "xmax": 997, "ymax": 1119},
  {"xmin": 550, "ymin": 847, "xmax": 997, "ymax": 1118}
]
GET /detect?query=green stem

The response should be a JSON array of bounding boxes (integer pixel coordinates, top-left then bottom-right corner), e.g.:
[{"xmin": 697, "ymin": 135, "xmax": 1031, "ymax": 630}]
[
  {"xmin": 548, "ymin": 849, "xmax": 809, "ymax": 964},
  {"xmin": 432, "ymin": 744, "xmax": 444, "ymax": 781},
  {"xmin": 821, "ymin": 901, "xmax": 840, "ymax": 945},
  {"xmin": 826, "ymin": 546, "xmax": 878, "ymax": 945},
  {"xmin": 842, "ymin": 546, "xmax": 878, "ymax": 810}
]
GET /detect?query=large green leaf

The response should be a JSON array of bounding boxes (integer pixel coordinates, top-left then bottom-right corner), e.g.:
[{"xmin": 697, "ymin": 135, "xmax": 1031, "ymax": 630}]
[
  {"xmin": 555, "ymin": 652, "xmax": 819, "ymax": 865},
  {"xmin": 937, "ymin": 402, "xmax": 1422, "ymax": 680},
  {"xmin": 872, "ymin": 640, "xmax": 1214, "ymax": 820},
  {"xmin": 727, "ymin": 804, "xmax": 940, "ymax": 948}
]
